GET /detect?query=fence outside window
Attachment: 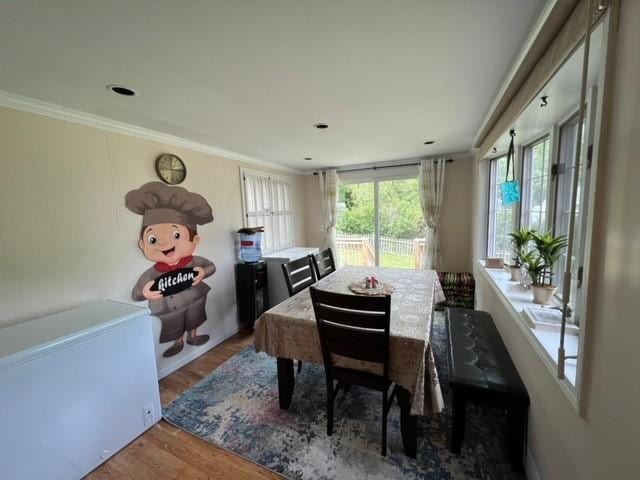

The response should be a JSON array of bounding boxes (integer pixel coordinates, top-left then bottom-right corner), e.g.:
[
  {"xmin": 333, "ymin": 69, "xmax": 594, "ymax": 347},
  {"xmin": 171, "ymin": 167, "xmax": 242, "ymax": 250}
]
[{"xmin": 335, "ymin": 234, "xmax": 426, "ymax": 269}]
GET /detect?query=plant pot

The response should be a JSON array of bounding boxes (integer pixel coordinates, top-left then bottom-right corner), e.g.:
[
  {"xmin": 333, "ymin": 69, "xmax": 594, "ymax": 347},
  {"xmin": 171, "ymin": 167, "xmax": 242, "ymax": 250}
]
[
  {"xmin": 532, "ymin": 284, "xmax": 558, "ymax": 305},
  {"xmin": 509, "ymin": 266, "xmax": 521, "ymax": 282},
  {"xmin": 485, "ymin": 257, "xmax": 504, "ymax": 269}
]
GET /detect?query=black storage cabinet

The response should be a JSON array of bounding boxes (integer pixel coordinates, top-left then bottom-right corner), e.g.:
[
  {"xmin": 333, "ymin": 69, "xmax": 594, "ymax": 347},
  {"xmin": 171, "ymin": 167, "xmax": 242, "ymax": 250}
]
[{"xmin": 235, "ymin": 262, "xmax": 269, "ymax": 329}]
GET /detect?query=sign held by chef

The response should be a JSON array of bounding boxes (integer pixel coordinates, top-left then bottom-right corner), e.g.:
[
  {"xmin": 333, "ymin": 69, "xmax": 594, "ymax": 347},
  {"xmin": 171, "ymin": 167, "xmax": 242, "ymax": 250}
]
[{"xmin": 125, "ymin": 181, "xmax": 216, "ymax": 357}]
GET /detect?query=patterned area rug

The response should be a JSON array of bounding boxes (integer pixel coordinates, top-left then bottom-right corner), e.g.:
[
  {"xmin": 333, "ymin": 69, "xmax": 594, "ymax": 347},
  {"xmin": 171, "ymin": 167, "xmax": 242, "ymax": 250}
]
[{"xmin": 163, "ymin": 313, "xmax": 522, "ymax": 479}]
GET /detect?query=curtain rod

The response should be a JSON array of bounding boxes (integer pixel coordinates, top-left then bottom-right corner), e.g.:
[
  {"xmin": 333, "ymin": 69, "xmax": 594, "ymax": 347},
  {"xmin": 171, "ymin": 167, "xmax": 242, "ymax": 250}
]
[{"xmin": 312, "ymin": 158, "xmax": 453, "ymax": 175}]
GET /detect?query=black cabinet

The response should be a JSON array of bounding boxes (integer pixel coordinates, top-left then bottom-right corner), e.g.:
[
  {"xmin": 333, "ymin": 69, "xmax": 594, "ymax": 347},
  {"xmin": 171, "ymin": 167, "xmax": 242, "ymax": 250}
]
[{"xmin": 235, "ymin": 262, "xmax": 269, "ymax": 329}]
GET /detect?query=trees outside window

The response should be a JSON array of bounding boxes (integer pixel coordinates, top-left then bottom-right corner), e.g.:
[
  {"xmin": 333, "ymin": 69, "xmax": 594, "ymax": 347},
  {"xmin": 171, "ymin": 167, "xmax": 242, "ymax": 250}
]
[{"xmin": 336, "ymin": 178, "xmax": 426, "ymax": 268}]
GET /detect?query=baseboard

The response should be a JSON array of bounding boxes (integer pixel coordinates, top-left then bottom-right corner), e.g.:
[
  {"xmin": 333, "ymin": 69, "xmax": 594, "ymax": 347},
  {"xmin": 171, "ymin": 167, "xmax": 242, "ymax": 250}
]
[
  {"xmin": 526, "ymin": 446, "xmax": 542, "ymax": 480},
  {"xmin": 157, "ymin": 327, "xmax": 240, "ymax": 380}
]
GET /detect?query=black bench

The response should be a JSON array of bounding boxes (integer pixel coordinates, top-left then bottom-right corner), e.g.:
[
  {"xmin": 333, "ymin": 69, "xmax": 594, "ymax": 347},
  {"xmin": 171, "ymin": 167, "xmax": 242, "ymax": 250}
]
[{"xmin": 445, "ymin": 308, "xmax": 529, "ymax": 472}]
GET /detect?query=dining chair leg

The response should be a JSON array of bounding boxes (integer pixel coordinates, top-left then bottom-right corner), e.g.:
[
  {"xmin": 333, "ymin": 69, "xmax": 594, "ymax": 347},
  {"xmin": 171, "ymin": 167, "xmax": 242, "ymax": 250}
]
[
  {"xmin": 326, "ymin": 379, "xmax": 334, "ymax": 436},
  {"xmin": 381, "ymin": 391, "xmax": 388, "ymax": 456},
  {"xmin": 297, "ymin": 360, "xmax": 302, "ymax": 374},
  {"xmin": 397, "ymin": 386, "xmax": 417, "ymax": 458}
]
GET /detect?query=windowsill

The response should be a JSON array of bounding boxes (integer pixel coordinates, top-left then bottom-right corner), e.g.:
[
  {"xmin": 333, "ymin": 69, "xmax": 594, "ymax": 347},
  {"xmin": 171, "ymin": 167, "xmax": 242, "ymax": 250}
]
[{"xmin": 476, "ymin": 261, "xmax": 579, "ymax": 409}]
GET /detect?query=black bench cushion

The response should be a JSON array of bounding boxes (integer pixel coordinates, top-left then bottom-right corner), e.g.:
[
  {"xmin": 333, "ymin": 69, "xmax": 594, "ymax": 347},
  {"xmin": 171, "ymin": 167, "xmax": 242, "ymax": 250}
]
[{"xmin": 446, "ymin": 308, "xmax": 528, "ymax": 400}]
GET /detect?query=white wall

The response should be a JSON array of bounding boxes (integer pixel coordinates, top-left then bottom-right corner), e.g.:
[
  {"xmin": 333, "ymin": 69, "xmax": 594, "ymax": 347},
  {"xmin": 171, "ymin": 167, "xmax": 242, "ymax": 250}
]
[
  {"xmin": 0, "ymin": 106, "xmax": 307, "ymax": 376},
  {"xmin": 472, "ymin": 1, "xmax": 640, "ymax": 478}
]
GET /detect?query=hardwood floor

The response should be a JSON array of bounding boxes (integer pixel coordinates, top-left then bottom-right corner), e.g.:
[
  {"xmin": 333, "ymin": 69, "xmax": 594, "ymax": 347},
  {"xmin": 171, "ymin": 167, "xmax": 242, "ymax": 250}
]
[{"xmin": 86, "ymin": 331, "xmax": 282, "ymax": 480}]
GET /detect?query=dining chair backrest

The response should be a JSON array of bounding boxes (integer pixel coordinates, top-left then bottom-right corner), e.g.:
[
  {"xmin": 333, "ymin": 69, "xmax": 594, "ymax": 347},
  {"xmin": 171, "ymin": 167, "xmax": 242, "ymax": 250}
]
[
  {"xmin": 282, "ymin": 256, "xmax": 316, "ymax": 297},
  {"xmin": 309, "ymin": 287, "xmax": 392, "ymax": 378},
  {"xmin": 311, "ymin": 248, "xmax": 336, "ymax": 280}
]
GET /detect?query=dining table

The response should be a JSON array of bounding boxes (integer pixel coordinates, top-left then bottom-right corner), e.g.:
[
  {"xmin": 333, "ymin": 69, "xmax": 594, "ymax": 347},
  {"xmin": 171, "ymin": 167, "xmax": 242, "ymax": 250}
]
[{"xmin": 253, "ymin": 265, "xmax": 446, "ymax": 458}]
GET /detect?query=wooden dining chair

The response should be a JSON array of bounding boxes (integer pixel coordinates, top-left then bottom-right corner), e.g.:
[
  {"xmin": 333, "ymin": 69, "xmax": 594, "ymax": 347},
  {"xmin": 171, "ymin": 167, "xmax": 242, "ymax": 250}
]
[
  {"xmin": 281, "ymin": 256, "xmax": 316, "ymax": 374},
  {"xmin": 309, "ymin": 286, "xmax": 397, "ymax": 456},
  {"xmin": 281, "ymin": 256, "xmax": 316, "ymax": 297},
  {"xmin": 311, "ymin": 248, "xmax": 336, "ymax": 280}
]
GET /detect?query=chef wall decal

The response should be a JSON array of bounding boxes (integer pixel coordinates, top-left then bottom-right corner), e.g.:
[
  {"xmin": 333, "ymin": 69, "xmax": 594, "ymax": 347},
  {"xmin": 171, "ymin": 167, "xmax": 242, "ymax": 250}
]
[{"xmin": 125, "ymin": 181, "xmax": 216, "ymax": 357}]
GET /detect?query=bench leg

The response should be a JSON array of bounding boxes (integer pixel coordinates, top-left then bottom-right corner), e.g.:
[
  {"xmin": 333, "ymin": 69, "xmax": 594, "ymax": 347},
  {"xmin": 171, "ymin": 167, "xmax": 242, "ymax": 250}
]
[
  {"xmin": 451, "ymin": 390, "xmax": 466, "ymax": 453},
  {"xmin": 507, "ymin": 404, "xmax": 528, "ymax": 472}
]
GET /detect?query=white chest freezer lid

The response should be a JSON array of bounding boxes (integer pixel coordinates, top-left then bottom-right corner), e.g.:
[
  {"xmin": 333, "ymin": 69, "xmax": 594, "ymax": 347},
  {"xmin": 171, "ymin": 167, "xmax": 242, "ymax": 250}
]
[
  {"xmin": 0, "ymin": 300, "xmax": 148, "ymax": 365},
  {"xmin": 262, "ymin": 247, "xmax": 320, "ymax": 262}
]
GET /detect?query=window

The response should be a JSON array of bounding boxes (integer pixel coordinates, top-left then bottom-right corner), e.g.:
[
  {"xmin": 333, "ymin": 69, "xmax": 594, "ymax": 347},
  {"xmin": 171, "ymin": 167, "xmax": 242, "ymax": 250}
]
[
  {"xmin": 553, "ymin": 114, "xmax": 589, "ymax": 321},
  {"xmin": 240, "ymin": 169, "xmax": 294, "ymax": 254},
  {"xmin": 521, "ymin": 136, "xmax": 551, "ymax": 232},
  {"xmin": 487, "ymin": 155, "xmax": 516, "ymax": 261},
  {"xmin": 483, "ymin": 113, "xmax": 592, "ymax": 322},
  {"xmin": 335, "ymin": 176, "xmax": 426, "ymax": 269},
  {"xmin": 478, "ymin": 14, "xmax": 610, "ymax": 404}
]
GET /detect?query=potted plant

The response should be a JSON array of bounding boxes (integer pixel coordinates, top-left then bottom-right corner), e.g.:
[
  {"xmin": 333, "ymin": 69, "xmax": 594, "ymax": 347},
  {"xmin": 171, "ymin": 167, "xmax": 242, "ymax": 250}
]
[
  {"xmin": 527, "ymin": 231, "xmax": 568, "ymax": 305},
  {"xmin": 507, "ymin": 227, "xmax": 535, "ymax": 281},
  {"xmin": 521, "ymin": 250, "xmax": 545, "ymax": 298}
]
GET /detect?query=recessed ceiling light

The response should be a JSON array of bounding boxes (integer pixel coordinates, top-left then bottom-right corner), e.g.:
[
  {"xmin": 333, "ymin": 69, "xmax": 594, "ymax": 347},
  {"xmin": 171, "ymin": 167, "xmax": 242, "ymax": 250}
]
[
  {"xmin": 314, "ymin": 123, "xmax": 329, "ymax": 129},
  {"xmin": 106, "ymin": 84, "xmax": 136, "ymax": 96},
  {"xmin": 304, "ymin": 157, "xmax": 312, "ymax": 161},
  {"xmin": 424, "ymin": 141, "xmax": 435, "ymax": 145}
]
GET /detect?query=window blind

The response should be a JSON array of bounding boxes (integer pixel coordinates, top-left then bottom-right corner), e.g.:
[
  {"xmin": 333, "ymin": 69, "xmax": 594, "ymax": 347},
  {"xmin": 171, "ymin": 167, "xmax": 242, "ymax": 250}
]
[{"xmin": 242, "ymin": 170, "xmax": 294, "ymax": 253}]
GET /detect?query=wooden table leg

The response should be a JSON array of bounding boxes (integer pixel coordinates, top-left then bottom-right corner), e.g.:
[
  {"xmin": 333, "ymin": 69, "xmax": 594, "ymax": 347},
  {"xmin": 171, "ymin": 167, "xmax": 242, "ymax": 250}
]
[
  {"xmin": 277, "ymin": 357, "xmax": 295, "ymax": 409},
  {"xmin": 397, "ymin": 386, "xmax": 417, "ymax": 458}
]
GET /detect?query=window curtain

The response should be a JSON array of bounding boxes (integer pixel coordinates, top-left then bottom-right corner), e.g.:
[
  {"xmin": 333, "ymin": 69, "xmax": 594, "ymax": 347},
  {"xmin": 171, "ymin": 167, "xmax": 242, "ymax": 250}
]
[
  {"xmin": 318, "ymin": 169, "xmax": 339, "ymax": 256},
  {"xmin": 418, "ymin": 159, "xmax": 446, "ymax": 270}
]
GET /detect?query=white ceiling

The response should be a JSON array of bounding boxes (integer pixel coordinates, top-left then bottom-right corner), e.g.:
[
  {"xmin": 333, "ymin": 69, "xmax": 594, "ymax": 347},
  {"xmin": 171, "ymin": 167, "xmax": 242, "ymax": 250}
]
[{"xmin": 0, "ymin": 0, "xmax": 546, "ymax": 170}]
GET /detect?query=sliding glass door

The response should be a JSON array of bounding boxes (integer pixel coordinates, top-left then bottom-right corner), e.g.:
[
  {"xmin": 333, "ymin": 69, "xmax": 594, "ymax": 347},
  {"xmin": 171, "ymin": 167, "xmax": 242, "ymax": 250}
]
[
  {"xmin": 335, "ymin": 177, "xmax": 424, "ymax": 269},
  {"xmin": 335, "ymin": 182, "xmax": 375, "ymax": 267},
  {"xmin": 378, "ymin": 178, "xmax": 425, "ymax": 268}
]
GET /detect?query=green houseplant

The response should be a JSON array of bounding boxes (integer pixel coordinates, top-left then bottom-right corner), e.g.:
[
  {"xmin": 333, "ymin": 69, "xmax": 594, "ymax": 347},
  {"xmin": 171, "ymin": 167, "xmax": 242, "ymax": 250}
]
[
  {"xmin": 526, "ymin": 231, "xmax": 568, "ymax": 305},
  {"xmin": 521, "ymin": 250, "xmax": 545, "ymax": 286},
  {"xmin": 507, "ymin": 227, "xmax": 535, "ymax": 281}
]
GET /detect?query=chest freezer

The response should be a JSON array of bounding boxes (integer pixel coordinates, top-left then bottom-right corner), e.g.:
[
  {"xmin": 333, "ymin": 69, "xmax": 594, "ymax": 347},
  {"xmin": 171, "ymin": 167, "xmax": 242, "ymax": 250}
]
[{"xmin": 0, "ymin": 300, "xmax": 161, "ymax": 480}]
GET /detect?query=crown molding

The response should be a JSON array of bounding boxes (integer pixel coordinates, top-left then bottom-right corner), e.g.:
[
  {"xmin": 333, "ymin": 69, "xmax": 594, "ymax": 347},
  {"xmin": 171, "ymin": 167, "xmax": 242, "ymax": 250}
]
[{"xmin": 0, "ymin": 89, "xmax": 303, "ymax": 175}]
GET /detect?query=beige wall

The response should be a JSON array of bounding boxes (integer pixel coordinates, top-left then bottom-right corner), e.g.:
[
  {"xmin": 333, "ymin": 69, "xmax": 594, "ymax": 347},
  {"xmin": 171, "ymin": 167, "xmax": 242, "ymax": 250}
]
[
  {"xmin": 438, "ymin": 158, "xmax": 473, "ymax": 272},
  {"xmin": 0, "ymin": 106, "xmax": 306, "ymax": 374},
  {"xmin": 303, "ymin": 174, "xmax": 325, "ymax": 249},
  {"xmin": 303, "ymin": 159, "xmax": 473, "ymax": 272},
  {"xmin": 473, "ymin": 1, "xmax": 640, "ymax": 478}
]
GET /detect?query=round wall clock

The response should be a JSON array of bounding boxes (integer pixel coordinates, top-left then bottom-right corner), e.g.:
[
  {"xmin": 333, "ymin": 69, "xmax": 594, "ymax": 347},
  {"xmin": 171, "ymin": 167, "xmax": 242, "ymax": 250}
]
[{"xmin": 155, "ymin": 153, "xmax": 187, "ymax": 185}]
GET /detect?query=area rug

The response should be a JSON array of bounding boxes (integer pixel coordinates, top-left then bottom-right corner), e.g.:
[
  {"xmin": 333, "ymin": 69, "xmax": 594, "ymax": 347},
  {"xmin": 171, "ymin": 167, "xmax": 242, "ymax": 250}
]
[{"xmin": 163, "ymin": 313, "xmax": 523, "ymax": 480}]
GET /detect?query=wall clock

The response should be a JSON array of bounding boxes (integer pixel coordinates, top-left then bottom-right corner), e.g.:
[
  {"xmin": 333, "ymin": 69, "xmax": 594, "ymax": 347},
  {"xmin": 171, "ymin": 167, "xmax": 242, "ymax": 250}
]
[{"xmin": 155, "ymin": 153, "xmax": 187, "ymax": 185}]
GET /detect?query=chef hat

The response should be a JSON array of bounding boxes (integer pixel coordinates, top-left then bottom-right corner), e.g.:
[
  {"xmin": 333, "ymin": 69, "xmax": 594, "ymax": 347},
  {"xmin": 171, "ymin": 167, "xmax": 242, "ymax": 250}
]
[{"xmin": 125, "ymin": 182, "xmax": 213, "ymax": 230}]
